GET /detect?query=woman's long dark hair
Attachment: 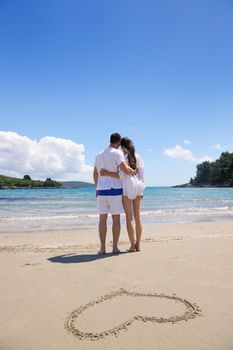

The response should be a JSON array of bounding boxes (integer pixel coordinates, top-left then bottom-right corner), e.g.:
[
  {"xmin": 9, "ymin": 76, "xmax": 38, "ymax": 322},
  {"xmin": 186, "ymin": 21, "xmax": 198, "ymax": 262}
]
[{"xmin": 121, "ymin": 137, "xmax": 137, "ymax": 170}]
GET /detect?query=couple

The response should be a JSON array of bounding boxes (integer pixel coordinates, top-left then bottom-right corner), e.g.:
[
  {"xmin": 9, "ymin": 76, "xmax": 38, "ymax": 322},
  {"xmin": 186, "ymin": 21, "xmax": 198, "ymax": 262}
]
[{"xmin": 93, "ymin": 133, "xmax": 145, "ymax": 254}]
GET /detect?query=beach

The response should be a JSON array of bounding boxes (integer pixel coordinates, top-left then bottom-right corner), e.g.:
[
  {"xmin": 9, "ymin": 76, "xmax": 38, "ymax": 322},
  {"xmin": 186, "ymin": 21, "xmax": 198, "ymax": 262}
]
[
  {"xmin": 0, "ymin": 220, "xmax": 233, "ymax": 350},
  {"xmin": 1, "ymin": 0, "xmax": 233, "ymax": 348}
]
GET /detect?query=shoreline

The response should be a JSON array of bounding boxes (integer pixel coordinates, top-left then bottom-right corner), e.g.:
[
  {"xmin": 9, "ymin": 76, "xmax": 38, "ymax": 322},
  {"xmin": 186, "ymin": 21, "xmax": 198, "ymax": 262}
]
[
  {"xmin": 1, "ymin": 219, "xmax": 233, "ymax": 252},
  {"xmin": 1, "ymin": 213, "xmax": 233, "ymax": 235}
]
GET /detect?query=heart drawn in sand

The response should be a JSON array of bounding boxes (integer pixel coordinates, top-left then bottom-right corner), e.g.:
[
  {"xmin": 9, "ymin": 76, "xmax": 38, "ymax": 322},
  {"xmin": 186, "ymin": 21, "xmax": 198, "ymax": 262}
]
[{"xmin": 65, "ymin": 289, "xmax": 201, "ymax": 341}]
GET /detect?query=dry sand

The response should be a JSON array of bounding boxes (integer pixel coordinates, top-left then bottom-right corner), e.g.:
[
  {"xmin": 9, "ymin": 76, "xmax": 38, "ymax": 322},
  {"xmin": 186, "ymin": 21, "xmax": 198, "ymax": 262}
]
[{"xmin": 0, "ymin": 220, "xmax": 233, "ymax": 350}]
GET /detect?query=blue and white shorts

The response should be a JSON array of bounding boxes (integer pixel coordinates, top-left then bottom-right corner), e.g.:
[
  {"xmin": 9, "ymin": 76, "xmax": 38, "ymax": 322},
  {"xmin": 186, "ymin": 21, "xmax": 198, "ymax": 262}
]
[{"xmin": 96, "ymin": 188, "xmax": 124, "ymax": 215}]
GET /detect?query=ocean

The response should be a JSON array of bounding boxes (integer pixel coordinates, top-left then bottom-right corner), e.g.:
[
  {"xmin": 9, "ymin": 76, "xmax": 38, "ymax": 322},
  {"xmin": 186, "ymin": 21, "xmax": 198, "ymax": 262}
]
[{"xmin": 1, "ymin": 187, "xmax": 233, "ymax": 233}]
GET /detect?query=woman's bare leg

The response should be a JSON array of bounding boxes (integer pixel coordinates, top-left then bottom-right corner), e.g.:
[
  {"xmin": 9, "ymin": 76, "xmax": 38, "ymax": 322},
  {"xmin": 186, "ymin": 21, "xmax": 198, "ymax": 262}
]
[
  {"xmin": 123, "ymin": 196, "xmax": 135, "ymax": 251},
  {"xmin": 133, "ymin": 196, "xmax": 142, "ymax": 251}
]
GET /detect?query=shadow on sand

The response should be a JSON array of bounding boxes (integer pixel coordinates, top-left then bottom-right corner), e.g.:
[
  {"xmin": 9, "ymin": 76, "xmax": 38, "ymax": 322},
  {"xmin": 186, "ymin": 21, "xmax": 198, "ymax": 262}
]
[{"xmin": 47, "ymin": 251, "xmax": 128, "ymax": 264}]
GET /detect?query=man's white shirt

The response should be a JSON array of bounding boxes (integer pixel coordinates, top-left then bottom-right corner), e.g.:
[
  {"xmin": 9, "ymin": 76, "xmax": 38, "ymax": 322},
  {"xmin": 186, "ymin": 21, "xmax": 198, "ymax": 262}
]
[{"xmin": 94, "ymin": 147, "xmax": 125, "ymax": 190}]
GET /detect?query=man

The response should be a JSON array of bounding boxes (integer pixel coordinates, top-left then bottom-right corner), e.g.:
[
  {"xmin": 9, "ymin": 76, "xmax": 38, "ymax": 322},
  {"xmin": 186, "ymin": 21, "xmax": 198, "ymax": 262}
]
[{"xmin": 93, "ymin": 133, "xmax": 135, "ymax": 254}]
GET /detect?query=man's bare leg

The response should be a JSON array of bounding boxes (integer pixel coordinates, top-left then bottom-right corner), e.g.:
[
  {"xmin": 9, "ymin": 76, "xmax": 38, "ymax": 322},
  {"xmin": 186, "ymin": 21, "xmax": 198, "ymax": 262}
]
[
  {"xmin": 112, "ymin": 214, "xmax": 121, "ymax": 253},
  {"xmin": 98, "ymin": 214, "xmax": 108, "ymax": 254}
]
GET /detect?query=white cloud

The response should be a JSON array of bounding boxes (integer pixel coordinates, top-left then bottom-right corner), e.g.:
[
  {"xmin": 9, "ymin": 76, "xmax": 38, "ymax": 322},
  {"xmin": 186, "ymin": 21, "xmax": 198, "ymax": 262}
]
[
  {"xmin": 183, "ymin": 139, "xmax": 191, "ymax": 144},
  {"xmin": 163, "ymin": 145, "xmax": 213, "ymax": 163},
  {"xmin": 0, "ymin": 131, "xmax": 93, "ymax": 181}
]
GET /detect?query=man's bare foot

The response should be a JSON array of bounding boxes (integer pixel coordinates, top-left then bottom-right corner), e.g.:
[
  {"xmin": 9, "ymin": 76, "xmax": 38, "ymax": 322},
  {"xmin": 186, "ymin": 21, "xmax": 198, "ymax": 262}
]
[
  {"xmin": 112, "ymin": 248, "xmax": 121, "ymax": 254},
  {"xmin": 97, "ymin": 248, "xmax": 106, "ymax": 255},
  {"xmin": 135, "ymin": 242, "xmax": 140, "ymax": 252}
]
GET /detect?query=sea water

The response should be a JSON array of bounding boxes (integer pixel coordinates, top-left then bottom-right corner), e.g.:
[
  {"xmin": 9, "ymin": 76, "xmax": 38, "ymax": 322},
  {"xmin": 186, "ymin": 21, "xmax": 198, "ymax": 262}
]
[{"xmin": 1, "ymin": 187, "xmax": 233, "ymax": 233}]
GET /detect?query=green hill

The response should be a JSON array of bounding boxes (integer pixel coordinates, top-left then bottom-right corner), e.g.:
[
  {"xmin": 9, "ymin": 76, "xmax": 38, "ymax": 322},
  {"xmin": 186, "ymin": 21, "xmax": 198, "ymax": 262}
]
[
  {"xmin": 60, "ymin": 181, "xmax": 95, "ymax": 188},
  {"xmin": 175, "ymin": 152, "xmax": 233, "ymax": 187},
  {"xmin": 0, "ymin": 174, "xmax": 62, "ymax": 189}
]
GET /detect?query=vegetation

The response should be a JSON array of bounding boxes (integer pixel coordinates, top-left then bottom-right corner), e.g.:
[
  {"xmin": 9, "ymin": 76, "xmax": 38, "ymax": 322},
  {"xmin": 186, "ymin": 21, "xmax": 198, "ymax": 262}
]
[
  {"xmin": 23, "ymin": 175, "xmax": 31, "ymax": 180},
  {"xmin": 190, "ymin": 152, "xmax": 233, "ymax": 187},
  {"xmin": 0, "ymin": 174, "xmax": 63, "ymax": 189},
  {"xmin": 42, "ymin": 177, "xmax": 63, "ymax": 188}
]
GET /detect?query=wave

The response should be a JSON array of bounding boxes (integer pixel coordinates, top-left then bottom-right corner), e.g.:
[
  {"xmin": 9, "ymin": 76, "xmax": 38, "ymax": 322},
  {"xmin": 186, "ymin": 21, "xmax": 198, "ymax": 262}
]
[
  {"xmin": 1, "ymin": 206, "xmax": 233, "ymax": 222},
  {"xmin": 141, "ymin": 206, "xmax": 233, "ymax": 216},
  {"xmin": 0, "ymin": 213, "xmax": 99, "ymax": 222}
]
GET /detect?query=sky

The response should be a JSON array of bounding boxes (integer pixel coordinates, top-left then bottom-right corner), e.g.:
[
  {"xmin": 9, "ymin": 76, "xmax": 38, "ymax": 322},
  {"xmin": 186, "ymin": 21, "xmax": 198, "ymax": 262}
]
[{"xmin": 0, "ymin": 0, "xmax": 233, "ymax": 186}]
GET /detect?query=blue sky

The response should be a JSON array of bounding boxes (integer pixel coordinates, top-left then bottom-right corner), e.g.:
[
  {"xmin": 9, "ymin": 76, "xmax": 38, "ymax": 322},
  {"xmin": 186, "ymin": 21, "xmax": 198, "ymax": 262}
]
[{"xmin": 0, "ymin": 0, "xmax": 233, "ymax": 185}]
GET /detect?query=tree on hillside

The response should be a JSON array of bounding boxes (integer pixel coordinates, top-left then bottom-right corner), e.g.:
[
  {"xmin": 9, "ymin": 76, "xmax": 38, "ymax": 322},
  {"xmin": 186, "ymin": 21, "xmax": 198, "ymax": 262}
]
[
  {"xmin": 43, "ymin": 177, "xmax": 62, "ymax": 188},
  {"xmin": 23, "ymin": 175, "xmax": 31, "ymax": 180},
  {"xmin": 192, "ymin": 152, "xmax": 233, "ymax": 186}
]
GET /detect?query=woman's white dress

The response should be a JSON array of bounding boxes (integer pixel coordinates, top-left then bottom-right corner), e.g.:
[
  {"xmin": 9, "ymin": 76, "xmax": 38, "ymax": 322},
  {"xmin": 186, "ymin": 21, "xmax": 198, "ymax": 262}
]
[{"xmin": 120, "ymin": 153, "xmax": 145, "ymax": 200}]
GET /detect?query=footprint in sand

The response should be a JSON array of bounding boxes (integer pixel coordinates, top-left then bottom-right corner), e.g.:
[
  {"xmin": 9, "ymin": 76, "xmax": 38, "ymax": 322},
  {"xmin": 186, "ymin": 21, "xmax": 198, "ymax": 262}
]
[
  {"xmin": 65, "ymin": 289, "xmax": 201, "ymax": 341},
  {"xmin": 23, "ymin": 262, "xmax": 41, "ymax": 266}
]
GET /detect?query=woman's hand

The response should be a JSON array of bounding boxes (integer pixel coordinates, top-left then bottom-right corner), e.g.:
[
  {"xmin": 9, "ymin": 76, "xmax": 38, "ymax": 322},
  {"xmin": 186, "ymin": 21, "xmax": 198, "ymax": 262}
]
[
  {"xmin": 100, "ymin": 169, "xmax": 120, "ymax": 179},
  {"xmin": 100, "ymin": 168, "xmax": 109, "ymax": 176}
]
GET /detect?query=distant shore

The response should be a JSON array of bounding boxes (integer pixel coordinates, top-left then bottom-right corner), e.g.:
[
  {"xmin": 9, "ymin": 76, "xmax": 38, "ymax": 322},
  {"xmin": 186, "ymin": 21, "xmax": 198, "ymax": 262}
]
[
  {"xmin": 0, "ymin": 186, "xmax": 62, "ymax": 190},
  {"xmin": 0, "ymin": 176, "xmax": 95, "ymax": 190},
  {"xmin": 173, "ymin": 183, "xmax": 233, "ymax": 188}
]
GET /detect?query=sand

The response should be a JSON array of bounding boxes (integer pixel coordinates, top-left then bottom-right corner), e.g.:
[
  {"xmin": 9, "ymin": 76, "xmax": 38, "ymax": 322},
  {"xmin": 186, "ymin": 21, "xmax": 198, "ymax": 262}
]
[{"xmin": 0, "ymin": 220, "xmax": 233, "ymax": 350}]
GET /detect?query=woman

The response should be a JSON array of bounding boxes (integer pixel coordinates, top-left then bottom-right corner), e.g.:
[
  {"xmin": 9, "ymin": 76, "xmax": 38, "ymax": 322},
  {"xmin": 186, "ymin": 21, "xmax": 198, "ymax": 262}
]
[{"xmin": 100, "ymin": 137, "xmax": 145, "ymax": 252}]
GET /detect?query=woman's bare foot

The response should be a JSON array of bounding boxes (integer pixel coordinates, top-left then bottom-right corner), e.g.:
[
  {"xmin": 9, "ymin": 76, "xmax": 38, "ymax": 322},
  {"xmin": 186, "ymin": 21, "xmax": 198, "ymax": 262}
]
[
  {"xmin": 112, "ymin": 248, "xmax": 121, "ymax": 254},
  {"xmin": 97, "ymin": 248, "xmax": 106, "ymax": 255},
  {"xmin": 127, "ymin": 245, "xmax": 136, "ymax": 252},
  {"xmin": 135, "ymin": 242, "xmax": 140, "ymax": 252}
]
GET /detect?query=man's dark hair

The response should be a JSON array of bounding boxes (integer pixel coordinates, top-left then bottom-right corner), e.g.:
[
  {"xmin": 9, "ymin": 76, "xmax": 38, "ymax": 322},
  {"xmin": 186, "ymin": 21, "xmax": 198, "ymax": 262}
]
[{"xmin": 110, "ymin": 133, "xmax": 121, "ymax": 144}]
